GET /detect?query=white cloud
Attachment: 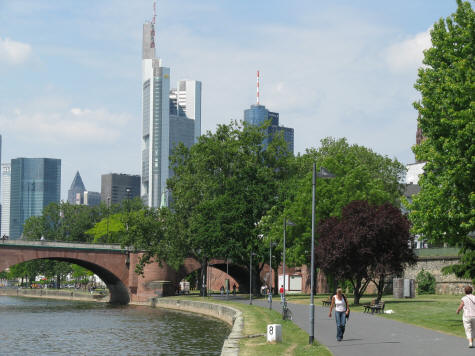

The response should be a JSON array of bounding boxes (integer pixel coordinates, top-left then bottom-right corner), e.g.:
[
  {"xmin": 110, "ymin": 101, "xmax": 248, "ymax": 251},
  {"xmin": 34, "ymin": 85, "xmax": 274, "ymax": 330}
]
[
  {"xmin": 0, "ymin": 36, "xmax": 32, "ymax": 64},
  {"xmin": 0, "ymin": 107, "xmax": 132, "ymax": 144},
  {"xmin": 385, "ymin": 29, "xmax": 432, "ymax": 73}
]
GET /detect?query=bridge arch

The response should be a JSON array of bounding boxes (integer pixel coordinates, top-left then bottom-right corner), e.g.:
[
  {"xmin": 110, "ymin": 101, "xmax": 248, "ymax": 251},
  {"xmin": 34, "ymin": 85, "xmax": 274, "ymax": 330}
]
[
  {"xmin": 0, "ymin": 242, "xmax": 131, "ymax": 304},
  {"xmin": 177, "ymin": 258, "xmax": 254, "ymax": 292}
]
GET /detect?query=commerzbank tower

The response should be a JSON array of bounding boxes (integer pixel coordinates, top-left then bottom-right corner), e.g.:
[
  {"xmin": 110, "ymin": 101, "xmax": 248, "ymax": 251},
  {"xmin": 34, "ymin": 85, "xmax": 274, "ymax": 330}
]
[{"xmin": 141, "ymin": 11, "xmax": 201, "ymax": 208}]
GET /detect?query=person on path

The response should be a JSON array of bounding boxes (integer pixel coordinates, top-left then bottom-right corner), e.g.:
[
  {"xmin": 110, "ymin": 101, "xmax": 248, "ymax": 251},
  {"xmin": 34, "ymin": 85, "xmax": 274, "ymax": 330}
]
[
  {"xmin": 279, "ymin": 285, "xmax": 284, "ymax": 303},
  {"xmin": 232, "ymin": 284, "xmax": 236, "ymax": 295},
  {"xmin": 220, "ymin": 285, "xmax": 224, "ymax": 296},
  {"xmin": 456, "ymin": 285, "xmax": 475, "ymax": 348},
  {"xmin": 328, "ymin": 287, "xmax": 350, "ymax": 341}
]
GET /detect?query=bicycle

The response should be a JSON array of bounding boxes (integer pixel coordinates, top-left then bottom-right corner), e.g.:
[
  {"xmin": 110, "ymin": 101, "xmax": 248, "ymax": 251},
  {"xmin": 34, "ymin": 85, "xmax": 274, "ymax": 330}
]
[{"xmin": 282, "ymin": 300, "xmax": 292, "ymax": 320}]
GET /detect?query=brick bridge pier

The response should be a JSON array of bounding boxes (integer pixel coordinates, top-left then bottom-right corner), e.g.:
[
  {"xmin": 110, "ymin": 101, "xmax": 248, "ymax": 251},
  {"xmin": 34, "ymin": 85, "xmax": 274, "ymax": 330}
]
[{"xmin": 0, "ymin": 240, "xmax": 251, "ymax": 304}]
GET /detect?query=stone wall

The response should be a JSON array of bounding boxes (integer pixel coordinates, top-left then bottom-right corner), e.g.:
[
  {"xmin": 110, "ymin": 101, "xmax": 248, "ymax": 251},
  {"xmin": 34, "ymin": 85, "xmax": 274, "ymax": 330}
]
[
  {"xmin": 403, "ymin": 256, "xmax": 471, "ymax": 294},
  {"xmin": 0, "ymin": 288, "xmax": 108, "ymax": 302}
]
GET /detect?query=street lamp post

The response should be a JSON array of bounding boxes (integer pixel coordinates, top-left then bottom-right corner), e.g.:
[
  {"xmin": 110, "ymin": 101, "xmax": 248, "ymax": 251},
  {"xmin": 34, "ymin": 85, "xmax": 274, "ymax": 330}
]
[
  {"xmin": 106, "ymin": 196, "xmax": 111, "ymax": 239},
  {"xmin": 282, "ymin": 217, "xmax": 295, "ymax": 317},
  {"xmin": 309, "ymin": 165, "xmax": 335, "ymax": 344}
]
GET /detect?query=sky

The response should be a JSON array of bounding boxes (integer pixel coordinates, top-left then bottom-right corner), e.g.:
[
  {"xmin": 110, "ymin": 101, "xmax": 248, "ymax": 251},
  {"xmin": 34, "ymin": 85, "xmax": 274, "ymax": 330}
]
[{"xmin": 0, "ymin": 0, "xmax": 460, "ymax": 200}]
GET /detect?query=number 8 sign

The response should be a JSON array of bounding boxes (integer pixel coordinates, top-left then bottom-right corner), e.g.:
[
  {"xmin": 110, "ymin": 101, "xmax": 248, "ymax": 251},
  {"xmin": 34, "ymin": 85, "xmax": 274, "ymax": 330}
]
[{"xmin": 267, "ymin": 324, "xmax": 282, "ymax": 343}]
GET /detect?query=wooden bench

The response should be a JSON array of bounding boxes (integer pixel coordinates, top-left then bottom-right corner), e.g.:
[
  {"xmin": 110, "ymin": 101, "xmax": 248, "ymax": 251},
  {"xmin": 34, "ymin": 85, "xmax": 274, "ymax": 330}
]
[
  {"xmin": 363, "ymin": 299, "xmax": 376, "ymax": 313},
  {"xmin": 364, "ymin": 301, "xmax": 385, "ymax": 314}
]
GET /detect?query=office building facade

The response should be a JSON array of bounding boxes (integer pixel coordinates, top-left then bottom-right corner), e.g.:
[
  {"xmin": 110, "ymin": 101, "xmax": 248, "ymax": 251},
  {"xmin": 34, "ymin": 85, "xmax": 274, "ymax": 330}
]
[
  {"xmin": 141, "ymin": 21, "xmax": 201, "ymax": 208},
  {"xmin": 68, "ymin": 171, "xmax": 86, "ymax": 204},
  {"xmin": 1, "ymin": 163, "xmax": 10, "ymax": 238},
  {"xmin": 101, "ymin": 173, "xmax": 140, "ymax": 206},
  {"xmin": 9, "ymin": 158, "xmax": 61, "ymax": 239},
  {"xmin": 244, "ymin": 104, "xmax": 294, "ymax": 154}
]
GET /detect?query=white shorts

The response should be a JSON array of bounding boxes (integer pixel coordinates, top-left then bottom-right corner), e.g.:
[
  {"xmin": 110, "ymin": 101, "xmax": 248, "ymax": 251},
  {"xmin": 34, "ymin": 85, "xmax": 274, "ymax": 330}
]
[{"xmin": 463, "ymin": 317, "xmax": 475, "ymax": 339}]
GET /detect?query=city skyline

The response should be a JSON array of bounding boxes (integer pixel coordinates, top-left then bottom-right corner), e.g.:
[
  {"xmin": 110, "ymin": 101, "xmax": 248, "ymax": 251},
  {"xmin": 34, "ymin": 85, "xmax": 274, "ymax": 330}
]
[{"xmin": 0, "ymin": 1, "xmax": 458, "ymax": 200}]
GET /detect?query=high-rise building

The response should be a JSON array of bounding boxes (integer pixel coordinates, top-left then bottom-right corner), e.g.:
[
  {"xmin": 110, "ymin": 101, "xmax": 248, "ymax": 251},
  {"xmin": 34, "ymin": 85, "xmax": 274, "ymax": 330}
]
[
  {"xmin": 9, "ymin": 158, "xmax": 61, "ymax": 239},
  {"xmin": 141, "ymin": 20, "xmax": 201, "ymax": 208},
  {"xmin": 101, "ymin": 173, "xmax": 140, "ymax": 206},
  {"xmin": 68, "ymin": 171, "xmax": 86, "ymax": 204},
  {"xmin": 1, "ymin": 163, "xmax": 10, "ymax": 238},
  {"xmin": 244, "ymin": 105, "xmax": 294, "ymax": 154},
  {"xmin": 84, "ymin": 191, "xmax": 101, "ymax": 207}
]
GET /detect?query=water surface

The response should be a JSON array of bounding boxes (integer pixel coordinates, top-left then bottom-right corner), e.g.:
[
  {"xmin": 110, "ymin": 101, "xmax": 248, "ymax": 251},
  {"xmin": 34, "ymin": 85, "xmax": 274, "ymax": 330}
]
[{"xmin": 0, "ymin": 296, "xmax": 230, "ymax": 355}]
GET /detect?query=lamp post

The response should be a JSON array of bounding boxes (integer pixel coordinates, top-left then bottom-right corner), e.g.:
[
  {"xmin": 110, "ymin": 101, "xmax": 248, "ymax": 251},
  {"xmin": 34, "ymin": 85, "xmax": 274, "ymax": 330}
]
[
  {"xmin": 226, "ymin": 257, "xmax": 229, "ymax": 300},
  {"xmin": 309, "ymin": 165, "xmax": 335, "ymax": 344},
  {"xmin": 282, "ymin": 217, "xmax": 295, "ymax": 317},
  {"xmin": 106, "ymin": 196, "xmax": 111, "ymax": 240}
]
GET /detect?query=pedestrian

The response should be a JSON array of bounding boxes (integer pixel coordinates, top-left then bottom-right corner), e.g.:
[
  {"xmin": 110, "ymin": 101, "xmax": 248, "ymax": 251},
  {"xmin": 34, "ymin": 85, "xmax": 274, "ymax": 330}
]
[
  {"xmin": 220, "ymin": 285, "xmax": 224, "ymax": 296},
  {"xmin": 279, "ymin": 284, "xmax": 284, "ymax": 303},
  {"xmin": 456, "ymin": 285, "xmax": 475, "ymax": 348},
  {"xmin": 328, "ymin": 287, "xmax": 350, "ymax": 342},
  {"xmin": 232, "ymin": 284, "xmax": 236, "ymax": 295}
]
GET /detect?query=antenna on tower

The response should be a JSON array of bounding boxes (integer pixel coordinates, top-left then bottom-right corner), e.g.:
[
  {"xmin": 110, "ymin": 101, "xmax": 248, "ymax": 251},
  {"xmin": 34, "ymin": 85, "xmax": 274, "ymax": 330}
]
[
  {"xmin": 151, "ymin": 1, "xmax": 157, "ymax": 49},
  {"xmin": 152, "ymin": 1, "xmax": 156, "ymax": 25},
  {"xmin": 256, "ymin": 70, "xmax": 260, "ymax": 105}
]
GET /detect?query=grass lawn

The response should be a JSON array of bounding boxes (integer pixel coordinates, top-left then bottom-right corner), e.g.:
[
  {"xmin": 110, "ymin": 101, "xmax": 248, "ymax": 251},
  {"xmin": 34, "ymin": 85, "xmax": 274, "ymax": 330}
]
[
  {"xmin": 286, "ymin": 293, "xmax": 465, "ymax": 338},
  {"xmin": 169, "ymin": 295, "xmax": 332, "ymax": 356}
]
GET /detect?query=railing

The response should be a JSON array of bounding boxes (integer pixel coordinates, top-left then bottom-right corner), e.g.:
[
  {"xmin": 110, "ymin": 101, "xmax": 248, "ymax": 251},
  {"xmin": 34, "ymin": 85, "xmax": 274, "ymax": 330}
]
[{"xmin": 0, "ymin": 239, "xmax": 127, "ymax": 251}]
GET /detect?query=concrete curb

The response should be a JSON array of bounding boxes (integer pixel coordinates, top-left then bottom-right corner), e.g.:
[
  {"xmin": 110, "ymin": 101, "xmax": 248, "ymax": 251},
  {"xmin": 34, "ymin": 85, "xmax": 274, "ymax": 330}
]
[{"xmin": 148, "ymin": 298, "xmax": 242, "ymax": 356}]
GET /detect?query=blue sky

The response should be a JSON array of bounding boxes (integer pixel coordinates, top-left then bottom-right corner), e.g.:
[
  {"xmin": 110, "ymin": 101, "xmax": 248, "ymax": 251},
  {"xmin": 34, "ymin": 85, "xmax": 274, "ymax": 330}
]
[{"xmin": 0, "ymin": 0, "xmax": 459, "ymax": 199}]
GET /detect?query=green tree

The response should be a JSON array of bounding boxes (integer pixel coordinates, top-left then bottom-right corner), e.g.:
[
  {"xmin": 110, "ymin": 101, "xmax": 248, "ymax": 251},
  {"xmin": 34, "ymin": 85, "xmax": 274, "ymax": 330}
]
[
  {"xmin": 263, "ymin": 138, "xmax": 406, "ymax": 281},
  {"xmin": 409, "ymin": 0, "xmax": 475, "ymax": 282},
  {"xmin": 125, "ymin": 121, "xmax": 292, "ymax": 295}
]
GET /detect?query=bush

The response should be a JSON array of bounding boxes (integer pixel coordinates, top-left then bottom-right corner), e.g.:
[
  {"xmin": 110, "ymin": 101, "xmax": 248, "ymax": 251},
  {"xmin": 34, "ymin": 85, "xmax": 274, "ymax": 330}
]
[{"xmin": 416, "ymin": 269, "xmax": 436, "ymax": 294}]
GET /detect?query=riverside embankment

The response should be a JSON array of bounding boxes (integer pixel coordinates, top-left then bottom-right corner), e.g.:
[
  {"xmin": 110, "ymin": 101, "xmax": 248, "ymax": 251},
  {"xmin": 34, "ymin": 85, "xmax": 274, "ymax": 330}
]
[{"xmin": 0, "ymin": 287, "xmax": 108, "ymax": 302}]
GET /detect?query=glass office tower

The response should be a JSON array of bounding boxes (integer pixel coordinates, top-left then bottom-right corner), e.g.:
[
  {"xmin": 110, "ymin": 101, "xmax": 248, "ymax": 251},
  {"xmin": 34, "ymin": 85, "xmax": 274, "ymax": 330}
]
[
  {"xmin": 244, "ymin": 104, "xmax": 294, "ymax": 154},
  {"xmin": 9, "ymin": 158, "xmax": 61, "ymax": 239}
]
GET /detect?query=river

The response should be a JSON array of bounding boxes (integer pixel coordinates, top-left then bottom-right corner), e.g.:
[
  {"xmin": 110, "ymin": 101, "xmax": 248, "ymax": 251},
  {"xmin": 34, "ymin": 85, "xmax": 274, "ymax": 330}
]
[{"xmin": 0, "ymin": 296, "xmax": 230, "ymax": 355}]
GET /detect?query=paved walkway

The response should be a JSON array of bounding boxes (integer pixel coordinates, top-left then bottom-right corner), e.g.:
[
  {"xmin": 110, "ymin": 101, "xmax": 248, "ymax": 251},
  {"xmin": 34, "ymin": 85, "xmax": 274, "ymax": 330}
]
[{"xmin": 223, "ymin": 296, "xmax": 473, "ymax": 356}]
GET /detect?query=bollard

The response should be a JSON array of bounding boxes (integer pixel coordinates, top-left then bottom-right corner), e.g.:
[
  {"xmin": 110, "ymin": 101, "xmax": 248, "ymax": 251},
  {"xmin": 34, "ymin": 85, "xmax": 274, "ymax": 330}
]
[{"xmin": 267, "ymin": 324, "xmax": 282, "ymax": 343}]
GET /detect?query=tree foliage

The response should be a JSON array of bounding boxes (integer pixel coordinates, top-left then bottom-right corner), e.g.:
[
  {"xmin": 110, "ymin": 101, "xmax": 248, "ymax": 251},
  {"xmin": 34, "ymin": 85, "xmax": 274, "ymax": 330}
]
[
  {"xmin": 409, "ymin": 0, "xmax": 474, "ymax": 282},
  {"xmin": 124, "ymin": 121, "xmax": 292, "ymax": 295},
  {"xmin": 263, "ymin": 137, "xmax": 406, "ymax": 270},
  {"xmin": 316, "ymin": 200, "xmax": 415, "ymax": 304}
]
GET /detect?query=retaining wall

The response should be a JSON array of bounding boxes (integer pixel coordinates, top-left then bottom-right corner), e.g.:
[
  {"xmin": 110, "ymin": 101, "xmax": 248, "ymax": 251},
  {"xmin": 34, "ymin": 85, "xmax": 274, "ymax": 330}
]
[
  {"xmin": 146, "ymin": 298, "xmax": 243, "ymax": 356},
  {"xmin": 0, "ymin": 288, "xmax": 108, "ymax": 302},
  {"xmin": 403, "ymin": 256, "xmax": 471, "ymax": 294}
]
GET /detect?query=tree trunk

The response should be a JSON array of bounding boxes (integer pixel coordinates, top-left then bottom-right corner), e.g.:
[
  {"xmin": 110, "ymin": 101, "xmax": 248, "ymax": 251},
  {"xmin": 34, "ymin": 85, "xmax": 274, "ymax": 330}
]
[
  {"xmin": 351, "ymin": 277, "xmax": 371, "ymax": 305},
  {"xmin": 376, "ymin": 274, "xmax": 385, "ymax": 302},
  {"xmin": 200, "ymin": 257, "xmax": 208, "ymax": 297},
  {"xmin": 56, "ymin": 275, "xmax": 61, "ymax": 289}
]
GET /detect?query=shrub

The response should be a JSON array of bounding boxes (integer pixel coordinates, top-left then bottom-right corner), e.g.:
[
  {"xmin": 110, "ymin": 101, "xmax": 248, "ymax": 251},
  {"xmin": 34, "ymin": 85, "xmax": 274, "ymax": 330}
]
[{"xmin": 416, "ymin": 269, "xmax": 436, "ymax": 294}]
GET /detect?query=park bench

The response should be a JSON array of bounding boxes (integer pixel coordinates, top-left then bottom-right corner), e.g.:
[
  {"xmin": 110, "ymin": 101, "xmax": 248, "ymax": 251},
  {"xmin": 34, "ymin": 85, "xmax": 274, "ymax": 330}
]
[
  {"xmin": 364, "ymin": 300, "xmax": 385, "ymax": 314},
  {"xmin": 363, "ymin": 299, "xmax": 376, "ymax": 313},
  {"xmin": 322, "ymin": 297, "xmax": 332, "ymax": 307}
]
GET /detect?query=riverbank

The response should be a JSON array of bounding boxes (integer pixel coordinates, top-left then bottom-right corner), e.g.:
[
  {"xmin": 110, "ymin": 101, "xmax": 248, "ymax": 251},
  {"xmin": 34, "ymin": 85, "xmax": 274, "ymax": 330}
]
[
  {"xmin": 0, "ymin": 290, "xmax": 332, "ymax": 355},
  {"xmin": 0, "ymin": 287, "xmax": 108, "ymax": 302},
  {"xmin": 157, "ymin": 296, "xmax": 332, "ymax": 356}
]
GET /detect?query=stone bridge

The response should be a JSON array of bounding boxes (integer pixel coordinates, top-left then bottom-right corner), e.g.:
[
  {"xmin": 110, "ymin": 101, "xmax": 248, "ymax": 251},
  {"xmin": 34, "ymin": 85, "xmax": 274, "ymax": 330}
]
[{"xmin": 0, "ymin": 240, "xmax": 251, "ymax": 304}]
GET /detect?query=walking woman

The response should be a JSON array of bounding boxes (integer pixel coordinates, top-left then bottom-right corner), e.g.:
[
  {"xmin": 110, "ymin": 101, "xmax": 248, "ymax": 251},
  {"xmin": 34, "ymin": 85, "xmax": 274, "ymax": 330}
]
[
  {"xmin": 456, "ymin": 285, "xmax": 475, "ymax": 348},
  {"xmin": 328, "ymin": 288, "xmax": 350, "ymax": 341}
]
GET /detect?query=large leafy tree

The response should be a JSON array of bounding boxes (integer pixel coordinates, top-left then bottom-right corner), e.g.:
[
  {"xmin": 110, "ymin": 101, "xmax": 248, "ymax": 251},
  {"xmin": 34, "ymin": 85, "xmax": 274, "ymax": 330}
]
[
  {"xmin": 263, "ymin": 138, "xmax": 406, "ymax": 276},
  {"xmin": 163, "ymin": 121, "xmax": 292, "ymax": 295},
  {"xmin": 316, "ymin": 201, "xmax": 415, "ymax": 304},
  {"xmin": 409, "ymin": 0, "xmax": 474, "ymax": 282}
]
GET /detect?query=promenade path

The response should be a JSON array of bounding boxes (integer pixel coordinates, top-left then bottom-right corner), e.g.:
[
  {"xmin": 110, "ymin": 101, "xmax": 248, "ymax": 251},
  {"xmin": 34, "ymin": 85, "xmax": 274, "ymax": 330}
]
[{"xmin": 226, "ymin": 296, "xmax": 472, "ymax": 356}]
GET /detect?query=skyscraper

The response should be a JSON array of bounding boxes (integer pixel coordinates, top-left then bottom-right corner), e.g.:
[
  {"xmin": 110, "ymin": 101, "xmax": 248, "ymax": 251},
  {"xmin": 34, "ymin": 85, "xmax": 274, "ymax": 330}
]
[
  {"xmin": 1, "ymin": 163, "xmax": 10, "ymax": 238},
  {"xmin": 244, "ymin": 72, "xmax": 294, "ymax": 154},
  {"xmin": 9, "ymin": 158, "xmax": 61, "ymax": 239},
  {"xmin": 67, "ymin": 171, "xmax": 86, "ymax": 204},
  {"xmin": 141, "ymin": 19, "xmax": 201, "ymax": 208},
  {"xmin": 101, "ymin": 173, "xmax": 140, "ymax": 206},
  {"xmin": 244, "ymin": 105, "xmax": 294, "ymax": 154}
]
